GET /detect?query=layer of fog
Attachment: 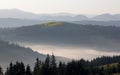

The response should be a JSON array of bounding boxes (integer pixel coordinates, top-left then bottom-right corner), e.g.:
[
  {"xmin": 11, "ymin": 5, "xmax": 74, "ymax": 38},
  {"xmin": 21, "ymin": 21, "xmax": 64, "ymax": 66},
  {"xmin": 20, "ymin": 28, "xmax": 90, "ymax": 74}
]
[{"xmin": 20, "ymin": 43, "xmax": 120, "ymax": 60}]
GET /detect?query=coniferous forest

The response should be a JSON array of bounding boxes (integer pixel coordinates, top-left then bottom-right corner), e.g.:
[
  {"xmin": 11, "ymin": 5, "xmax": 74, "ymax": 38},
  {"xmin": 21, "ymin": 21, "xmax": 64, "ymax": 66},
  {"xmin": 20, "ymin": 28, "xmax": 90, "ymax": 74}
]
[{"xmin": 0, "ymin": 55, "xmax": 120, "ymax": 75}]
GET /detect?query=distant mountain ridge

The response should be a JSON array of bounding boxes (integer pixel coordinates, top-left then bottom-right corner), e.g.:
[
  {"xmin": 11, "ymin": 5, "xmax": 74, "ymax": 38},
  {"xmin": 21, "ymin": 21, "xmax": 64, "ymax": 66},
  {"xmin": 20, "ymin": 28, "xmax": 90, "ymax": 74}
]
[
  {"xmin": 0, "ymin": 9, "xmax": 88, "ymax": 21},
  {"xmin": 0, "ymin": 18, "xmax": 54, "ymax": 28},
  {"xmin": 0, "ymin": 9, "xmax": 120, "ymax": 21},
  {"xmin": 0, "ymin": 18, "xmax": 120, "ymax": 28},
  {"xmin": 92, "ymin": 13, "xmax": 120, "ymax": 21},
  {"xmin": 72, "ymin": 20, "xmax": 120, "ymax": 26},
  {"xmin": 1, "ymin": 18, "xmax": 120, "ymax": 28}
]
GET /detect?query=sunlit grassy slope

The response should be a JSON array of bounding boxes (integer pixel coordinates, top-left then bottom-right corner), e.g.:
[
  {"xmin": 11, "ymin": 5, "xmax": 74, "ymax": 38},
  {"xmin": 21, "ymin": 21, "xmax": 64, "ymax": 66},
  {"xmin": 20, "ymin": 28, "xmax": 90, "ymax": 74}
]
[
  {"xmin": 113, "ymin": 73, "xmax": 120, "ymax": 75},
  {"xmin": 100, "ymin": 63, "xmax": 120, "ymax": 75},
  {"xmin": 100, "ymin": 63, "xmax": 118, "ymax": 69},
  {"xmin": 43, "ymin": 22, "xmax": 62, "ymax": 27}
]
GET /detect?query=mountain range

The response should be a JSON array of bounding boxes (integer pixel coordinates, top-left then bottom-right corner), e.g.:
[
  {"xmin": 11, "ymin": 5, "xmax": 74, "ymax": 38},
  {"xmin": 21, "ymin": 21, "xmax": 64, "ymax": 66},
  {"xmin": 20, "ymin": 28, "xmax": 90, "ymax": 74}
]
[
  {"xmin": 0, "ymin": 9, "xmax": 120, "ymax": 21},
  {"xmin": 0, "ymin": 9, "xmax": 120, "ymax": 28},
  {"xmin": 0, "ymin": 9, "xmax": 87, "ymax": 21}
]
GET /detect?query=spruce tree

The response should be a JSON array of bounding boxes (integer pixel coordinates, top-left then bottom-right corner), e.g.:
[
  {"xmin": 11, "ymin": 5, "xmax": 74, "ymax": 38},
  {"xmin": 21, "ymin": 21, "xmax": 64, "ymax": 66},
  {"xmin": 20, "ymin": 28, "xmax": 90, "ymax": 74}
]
[
  {"xmin": 50, "ymin": 54, "xmax": 57, "ymax": 75},
  {"xmin": 20, "ymin": 62, "xmax": 26, "ymax": 75},
  {"xmin": 33, "ymin": 58, "xmax": 42, "ymax": 75},
  {"xmin": 41, "ymin": 54, "xmax": 50, "ymax": 75},
  {"xmin": 58, "ymin": 62, "xmax": 66, "ymax": 75},
  {"xmin": 0, "ymin": 66, "xmax": 3, "ymax": 75},
  {"xmin": 5, "ymin": 62, "xmax": 14, "ymax": 75},
  {"xmin": 26, "ymin": 65, "xmax": 32, "ymax": 75}
]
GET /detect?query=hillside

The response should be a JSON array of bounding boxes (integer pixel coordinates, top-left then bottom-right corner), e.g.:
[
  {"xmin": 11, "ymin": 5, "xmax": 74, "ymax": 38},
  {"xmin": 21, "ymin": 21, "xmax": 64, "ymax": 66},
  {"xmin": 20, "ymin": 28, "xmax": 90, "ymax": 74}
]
[
  {"xmin": 0, "ymin": 22, "xmax": 120, "ymax": 52},
  {"xmin": 0, "ymin": 40, "xmax": 69, "ymax": 69},
  {"xmin": 99, "ymin": 63, "xmax": 120, "ymax": 75}
]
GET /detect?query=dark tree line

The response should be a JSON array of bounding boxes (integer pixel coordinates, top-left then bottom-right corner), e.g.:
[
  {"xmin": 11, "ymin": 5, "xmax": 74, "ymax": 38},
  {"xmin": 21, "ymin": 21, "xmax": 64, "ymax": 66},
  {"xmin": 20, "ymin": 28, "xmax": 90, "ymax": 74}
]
[
  {"xmin": 91, "ymin": 56, "xmax": 120, "ymax": 66},
  {"xmin": 1, "ymin": 55, "xmax": 120, "ymax": 75}
]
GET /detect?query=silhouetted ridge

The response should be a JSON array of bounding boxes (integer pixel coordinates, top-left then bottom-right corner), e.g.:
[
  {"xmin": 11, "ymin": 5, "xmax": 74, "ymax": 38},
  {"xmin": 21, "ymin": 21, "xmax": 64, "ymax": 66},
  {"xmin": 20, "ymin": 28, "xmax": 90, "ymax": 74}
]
[{"xmin": 0, "ymin": 40, "xmax": 69, "ymax": 69}]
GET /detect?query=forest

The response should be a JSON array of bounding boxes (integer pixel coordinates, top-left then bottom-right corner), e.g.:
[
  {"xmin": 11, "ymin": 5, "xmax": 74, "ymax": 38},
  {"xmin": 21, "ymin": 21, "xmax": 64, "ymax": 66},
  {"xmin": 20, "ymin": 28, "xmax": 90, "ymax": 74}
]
[{"xmin": 0, "ymin": 55, "xmax": 120, "ymax": 75}]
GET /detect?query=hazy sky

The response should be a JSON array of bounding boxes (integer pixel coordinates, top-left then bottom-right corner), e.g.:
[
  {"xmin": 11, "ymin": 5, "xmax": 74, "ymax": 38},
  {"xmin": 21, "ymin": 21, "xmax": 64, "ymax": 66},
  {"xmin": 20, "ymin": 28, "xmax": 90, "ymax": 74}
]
[{"xmin": 0, "ymin": 0, "xmax": 120, "ymax": 15}]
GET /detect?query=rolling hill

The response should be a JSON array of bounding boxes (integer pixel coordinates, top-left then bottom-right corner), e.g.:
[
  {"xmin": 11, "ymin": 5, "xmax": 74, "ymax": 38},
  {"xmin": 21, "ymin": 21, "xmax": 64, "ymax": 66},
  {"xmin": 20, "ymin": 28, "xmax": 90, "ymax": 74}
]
[{"xmin": 0, "ymin": 22, "xmax": 120, "ymax": 52}]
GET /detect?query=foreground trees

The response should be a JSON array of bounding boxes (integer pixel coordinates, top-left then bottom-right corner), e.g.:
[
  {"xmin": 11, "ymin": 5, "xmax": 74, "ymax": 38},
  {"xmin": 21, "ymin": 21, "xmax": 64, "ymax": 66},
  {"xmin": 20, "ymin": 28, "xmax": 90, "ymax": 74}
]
[
  {"xmin": 1, "ymin": 55, "xmax": 120, "ymax": 75},
  {"xmin": 5, "ymin": 62, "xmax": 25, "ymax": 75},
  {"xmin": 26, "ymin": 65, "xmax": 32, "ymax": 75},
  {"xmin": 0, "ymin": 66, "xmax": 3, "ymax": 75}
]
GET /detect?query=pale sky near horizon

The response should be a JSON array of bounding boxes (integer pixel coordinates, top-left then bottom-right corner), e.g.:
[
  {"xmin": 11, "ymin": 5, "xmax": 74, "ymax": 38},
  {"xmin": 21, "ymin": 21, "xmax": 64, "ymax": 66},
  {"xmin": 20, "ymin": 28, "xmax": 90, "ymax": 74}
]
[{"xmin": 0, "ymin": 0, "xmax": 120, "ymax": 15}]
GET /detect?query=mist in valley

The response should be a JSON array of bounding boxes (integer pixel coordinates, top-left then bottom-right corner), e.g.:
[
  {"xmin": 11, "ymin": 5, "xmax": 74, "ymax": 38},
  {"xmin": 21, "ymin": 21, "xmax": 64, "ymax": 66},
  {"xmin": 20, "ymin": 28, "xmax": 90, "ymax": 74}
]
[{"xmin": 17, "ymin": 42, "xmax": 120, "ymax": 60}]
